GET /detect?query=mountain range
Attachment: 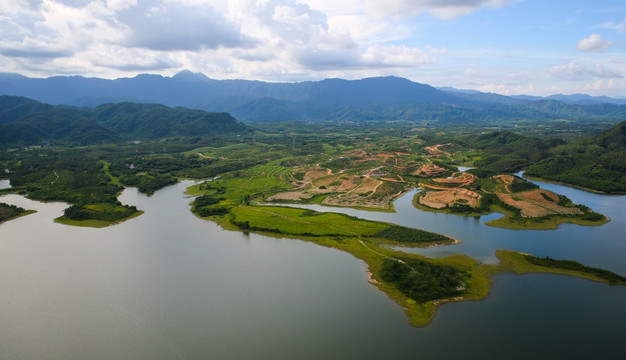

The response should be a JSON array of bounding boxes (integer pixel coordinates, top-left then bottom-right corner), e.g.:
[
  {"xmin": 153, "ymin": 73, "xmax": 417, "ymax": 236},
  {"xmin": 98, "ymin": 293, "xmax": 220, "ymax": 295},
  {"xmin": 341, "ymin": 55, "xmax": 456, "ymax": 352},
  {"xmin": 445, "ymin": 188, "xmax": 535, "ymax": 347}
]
[{"xmin": 1, "ymin": 71, "xmax": 626, "ymax": 125}]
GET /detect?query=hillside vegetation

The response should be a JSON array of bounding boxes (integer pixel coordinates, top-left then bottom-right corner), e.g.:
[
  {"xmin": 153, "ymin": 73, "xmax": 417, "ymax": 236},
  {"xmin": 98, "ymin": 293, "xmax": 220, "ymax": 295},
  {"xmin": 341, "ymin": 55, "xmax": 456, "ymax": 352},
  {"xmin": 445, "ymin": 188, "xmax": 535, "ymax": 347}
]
[
  {"xmin": 525, "ymin": 121, "xmax": 626, "ymax": 192},
  {"xmin": 0, "ymin": 96, "xmax": 250, "ymax": 147}
]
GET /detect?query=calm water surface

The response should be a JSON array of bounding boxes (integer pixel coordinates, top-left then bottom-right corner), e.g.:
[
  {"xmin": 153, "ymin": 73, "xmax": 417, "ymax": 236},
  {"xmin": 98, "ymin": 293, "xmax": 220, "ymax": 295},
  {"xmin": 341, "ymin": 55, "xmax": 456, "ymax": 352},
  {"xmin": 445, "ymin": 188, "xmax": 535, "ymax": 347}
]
[{"xmin": 0, "ymin": 180, "xmax": 624, "ymax": 359}]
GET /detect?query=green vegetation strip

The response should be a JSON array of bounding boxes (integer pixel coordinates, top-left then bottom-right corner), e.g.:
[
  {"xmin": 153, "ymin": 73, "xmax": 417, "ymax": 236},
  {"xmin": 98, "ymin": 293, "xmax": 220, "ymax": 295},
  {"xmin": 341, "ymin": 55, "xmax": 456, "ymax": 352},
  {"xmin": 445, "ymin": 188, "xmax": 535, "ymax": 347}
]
[
  {"xmin": 229, "ymin": 205, "xmax": 388, "ymax": 237},
  {"xmin": 0, "ymin": 202, "xmax": 35, "ymax": 223},
  {"xmin": 496, "ymin": 250, "xmax": 626, "ymax": 285},
  {"xmin": 55, "ymin": 210, "xmax": 143, "ymax": 228}
]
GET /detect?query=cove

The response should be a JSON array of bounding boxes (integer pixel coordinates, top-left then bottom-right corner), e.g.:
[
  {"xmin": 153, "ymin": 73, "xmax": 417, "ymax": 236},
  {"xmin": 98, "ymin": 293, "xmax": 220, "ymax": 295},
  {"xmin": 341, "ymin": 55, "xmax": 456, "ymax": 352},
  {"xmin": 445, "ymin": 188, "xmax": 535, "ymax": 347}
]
[
  {"xmin": 285, "ymin": 178, "xmax": 626, "ymax": 274},
  {"xmin": 0, "ymin": 180, "xmax": 625, "ymax": 359}
]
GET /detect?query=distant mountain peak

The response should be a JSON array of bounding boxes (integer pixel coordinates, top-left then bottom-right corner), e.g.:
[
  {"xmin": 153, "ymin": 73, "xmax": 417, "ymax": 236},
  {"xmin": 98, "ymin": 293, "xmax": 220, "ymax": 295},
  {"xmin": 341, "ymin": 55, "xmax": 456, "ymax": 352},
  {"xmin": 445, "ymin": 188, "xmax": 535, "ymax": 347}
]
[{"xmin": 172, "ymin": 70, "xmax": 210, "ymax": 82}]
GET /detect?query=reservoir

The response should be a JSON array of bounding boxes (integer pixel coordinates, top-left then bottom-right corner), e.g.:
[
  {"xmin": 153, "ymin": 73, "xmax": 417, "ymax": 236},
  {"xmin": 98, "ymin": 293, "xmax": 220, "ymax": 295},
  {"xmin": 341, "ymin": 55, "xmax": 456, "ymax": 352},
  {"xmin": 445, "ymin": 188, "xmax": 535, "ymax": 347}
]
[{"xmin": 1, "ymin": 180, "xmax": 625, "ymax": 359}]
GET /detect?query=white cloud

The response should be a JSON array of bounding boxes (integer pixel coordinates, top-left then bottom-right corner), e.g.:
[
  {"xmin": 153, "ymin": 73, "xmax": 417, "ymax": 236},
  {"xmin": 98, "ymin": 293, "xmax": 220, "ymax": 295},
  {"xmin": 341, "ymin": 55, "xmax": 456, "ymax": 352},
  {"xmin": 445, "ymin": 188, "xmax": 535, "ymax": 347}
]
[
  {"xmin": 576, "ymin": 34, "xmax": 612, "ymax": 52},
  {"xmin": 0, "ymin": 39, "xmax": 72, "ymax": 58},
  {"xmin": 550, "ymin": 61, "xmax": 622, "ymax": 81},
  {"xmin": 593, "ymin": 20, "xmax": 623, "ymax": 32},
  {"xmin": 116, "ymin": 1, "xmax": 255, "ymax": 51},
  {"xmin": 362, "ymin": 45, "xmax": 432, "ymax": 67},
  {"xmin": 91, "ymin": 47, "xmax": 180, "ymax": 71},
  {"xmin": 365, "ymin": 0, "xmax": 504, "ymax": 19}
]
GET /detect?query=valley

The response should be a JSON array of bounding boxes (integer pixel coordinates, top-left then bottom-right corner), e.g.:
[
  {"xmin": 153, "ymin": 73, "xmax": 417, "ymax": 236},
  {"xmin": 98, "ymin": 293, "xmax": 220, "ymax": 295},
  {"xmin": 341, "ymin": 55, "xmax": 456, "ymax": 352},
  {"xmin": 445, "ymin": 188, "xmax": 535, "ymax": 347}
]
[{"xmin": 1, "ymin": 104, "xmax": 623, "ymax": 326}]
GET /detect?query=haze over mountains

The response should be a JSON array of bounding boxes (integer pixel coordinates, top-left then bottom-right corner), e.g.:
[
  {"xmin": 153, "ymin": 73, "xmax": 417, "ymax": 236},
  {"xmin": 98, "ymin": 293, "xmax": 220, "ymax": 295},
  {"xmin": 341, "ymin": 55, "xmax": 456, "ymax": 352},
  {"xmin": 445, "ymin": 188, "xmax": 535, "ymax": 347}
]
[{"xmin": 2, "ymin": 71, "xmax": 626, "ymax": 125}]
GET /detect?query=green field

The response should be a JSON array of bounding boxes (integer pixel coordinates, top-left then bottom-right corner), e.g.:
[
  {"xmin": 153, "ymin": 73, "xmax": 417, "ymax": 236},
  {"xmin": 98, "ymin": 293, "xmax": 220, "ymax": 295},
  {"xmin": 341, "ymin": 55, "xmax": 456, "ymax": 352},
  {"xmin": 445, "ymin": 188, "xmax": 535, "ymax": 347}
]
[
  {"xmin": 230, "ymin": 205, "xmax": 387, "ymax": 236},
  {"xmin": 496, "ymin": 250, "xmax": 626, "ymax": 285}
]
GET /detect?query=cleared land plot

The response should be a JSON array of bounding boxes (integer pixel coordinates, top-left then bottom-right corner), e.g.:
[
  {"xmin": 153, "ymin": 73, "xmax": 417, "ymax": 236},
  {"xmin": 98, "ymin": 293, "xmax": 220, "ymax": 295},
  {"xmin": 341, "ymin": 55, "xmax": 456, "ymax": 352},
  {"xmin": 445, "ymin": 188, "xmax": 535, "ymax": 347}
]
[
  {"xmin": 267, "ymin": 171, "xmax": 403, "ymax": 209},
  {"xmin": 432, "ymin": 172, "xmax": 476, "ymax": 187},
  {"xmin": 419, "ymin": 188, "xmax": 481, "ymax": 209},
  {"xmin": 497, "ymin": 189, "xmax": 583, "ymax": 218},
  {"xmin": 304, "ymin": 168, "xmax": 332, "ymax": 181},
  {"xmin": 413, "ymin": 163, "xmax": 448, "ymax": 177},
  {"xmin": 425, "ymin": 144, "xmax": 451, "ymax": 157}
]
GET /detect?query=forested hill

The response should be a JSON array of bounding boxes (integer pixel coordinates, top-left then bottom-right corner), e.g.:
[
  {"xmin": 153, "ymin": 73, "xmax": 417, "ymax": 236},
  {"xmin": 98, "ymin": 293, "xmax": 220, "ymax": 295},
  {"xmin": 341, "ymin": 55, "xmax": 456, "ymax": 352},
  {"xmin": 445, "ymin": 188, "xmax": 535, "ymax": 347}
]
[
  {"xmin": 463, "ymin": 131, "xmax": 565, "ymax": 172},
  {"xmin": 0, "ymin": 96, "xmax": 250, "ymax": 147},
  {"xmin": 525, "ymin": 121, "xmax": 626, "ymax": 192},
  {"xmin": 2, "ymin": 72, "xmax": 626, "ymax": 125}
]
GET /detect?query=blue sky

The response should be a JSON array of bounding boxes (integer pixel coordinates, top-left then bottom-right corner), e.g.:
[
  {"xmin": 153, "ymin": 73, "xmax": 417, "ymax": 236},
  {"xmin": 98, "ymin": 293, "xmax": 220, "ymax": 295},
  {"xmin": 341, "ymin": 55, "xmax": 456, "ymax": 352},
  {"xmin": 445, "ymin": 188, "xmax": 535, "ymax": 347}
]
[{"xmin": 1, "ymin": 0, "xmax": 625, "ymax": 96}]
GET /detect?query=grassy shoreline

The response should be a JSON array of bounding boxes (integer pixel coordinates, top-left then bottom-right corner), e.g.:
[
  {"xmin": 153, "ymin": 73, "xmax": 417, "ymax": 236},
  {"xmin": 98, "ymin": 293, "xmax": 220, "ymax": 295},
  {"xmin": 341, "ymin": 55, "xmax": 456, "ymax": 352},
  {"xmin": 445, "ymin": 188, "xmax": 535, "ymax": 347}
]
[
  {"xmin": 54, "ymin": 210, "xmax": 144, "ymax": 228},
  {"xmin": 0, "ymin": 209, "xmax": 37, "ymax": 223},
  {"xmin": 496, "ymin": 250, "xmax": 626, "ymax": 285}
]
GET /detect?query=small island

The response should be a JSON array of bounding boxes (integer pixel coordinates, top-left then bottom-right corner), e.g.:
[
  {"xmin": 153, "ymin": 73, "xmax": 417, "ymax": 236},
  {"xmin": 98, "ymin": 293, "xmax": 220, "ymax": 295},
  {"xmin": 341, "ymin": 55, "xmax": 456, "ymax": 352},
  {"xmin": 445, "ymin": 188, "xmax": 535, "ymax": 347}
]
[
  {"xmin": 54, "ymin": 202, "xmax": 143, "ymax": 228},
  {"xmin": 413, "ymin": 171, "xmax": 608, "ymax": 230},
  {"xmin": 0, "ymin": 202, "xmax": 35, "ymax": 223}
]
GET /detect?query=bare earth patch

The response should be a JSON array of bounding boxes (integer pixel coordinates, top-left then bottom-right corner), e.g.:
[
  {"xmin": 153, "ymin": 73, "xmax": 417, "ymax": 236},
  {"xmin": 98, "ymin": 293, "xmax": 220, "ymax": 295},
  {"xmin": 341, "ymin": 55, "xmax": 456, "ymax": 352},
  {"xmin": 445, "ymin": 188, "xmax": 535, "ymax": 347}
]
[
  {"xmin": 413, "ymin": 163, "xmax": 448, "ymax": 178},
  {"xmin": 312, "ymin": 175, "xmax": 340, "ymax": 188},
  {"xmin": 432, "ymin": 172, "xmax": 476, "ymax": 187},
  {"xmin": 304, "ymin": 168, "xmax": 332, "ymax": 181},
  {"xmin": 496, "ymin": 189, "xmax": 582, "ymax": 218},
  {"xmin": 518, "ymin": 190, "xmax": 583, "ymax": 215},
  {"xmin": 425, "ymin": 144, "xmax": 451, "ymax": 157},
  {"xmin": 266, "ymin": 191, "xmax": 312, "ymax": 201},
  {"xmin": 419, "ymin": 188, "xmax": 481, "ymax": 209},
  {"xmin": 493, "ymin": 174, "xmax": 514, "ymax": 185}
]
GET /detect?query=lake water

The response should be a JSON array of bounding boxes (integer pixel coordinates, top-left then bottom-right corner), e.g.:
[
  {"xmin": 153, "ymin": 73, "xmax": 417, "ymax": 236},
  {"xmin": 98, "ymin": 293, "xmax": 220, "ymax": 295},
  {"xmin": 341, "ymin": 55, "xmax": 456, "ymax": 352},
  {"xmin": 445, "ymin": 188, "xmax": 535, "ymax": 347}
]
[{"xmin": 1, "ymin": 180, "xmax": 625, "ymax": 359}]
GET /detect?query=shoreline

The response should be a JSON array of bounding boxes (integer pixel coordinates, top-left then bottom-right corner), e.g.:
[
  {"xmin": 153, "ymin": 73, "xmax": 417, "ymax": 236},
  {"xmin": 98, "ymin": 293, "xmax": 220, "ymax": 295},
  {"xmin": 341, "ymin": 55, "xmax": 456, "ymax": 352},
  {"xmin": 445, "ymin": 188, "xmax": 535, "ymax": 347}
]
[
  {"xmin": 412, "ymin": 189, "xmax": 608, "ymax": 231},
  {"xmin": 522, "ymin": 174, "xmax": 626, "ymax": 195},
  {"xmin": 54, "ymin": 210, "xmax": 144, "ymax": 228}
]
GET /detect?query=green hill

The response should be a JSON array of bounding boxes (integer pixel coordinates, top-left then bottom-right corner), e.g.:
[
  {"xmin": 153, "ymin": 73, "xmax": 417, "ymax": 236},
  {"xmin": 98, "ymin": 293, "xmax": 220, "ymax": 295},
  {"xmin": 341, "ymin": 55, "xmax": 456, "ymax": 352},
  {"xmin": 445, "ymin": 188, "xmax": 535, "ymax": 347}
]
[
  {"xmin": 525, "ymin": 121, "xmax": 626, "ymax": 192},
  {"xmin": 91, "ymin": 102, "xmax": 248, "ymax": 139},
  {"xmin": 0, "ymin": 95, "xmax": 54, "ymax": 124},
  {"xmin": 0, "ymin": 96, "xmax": 251, "ymax": 147},
  {"xmin": 465, "ymin": 131, "xmax": 564, "ymax": 172}
]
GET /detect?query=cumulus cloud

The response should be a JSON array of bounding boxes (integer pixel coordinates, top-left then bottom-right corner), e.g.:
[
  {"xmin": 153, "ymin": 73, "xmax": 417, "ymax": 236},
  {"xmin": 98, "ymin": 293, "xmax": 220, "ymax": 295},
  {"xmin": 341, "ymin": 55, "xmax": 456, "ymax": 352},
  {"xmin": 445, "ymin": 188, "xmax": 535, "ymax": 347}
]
[
  {"xmin": 92, "ymin": 48, "xmax": 180, "ymax": 71},
  {"xmin": 0, "ymin": 41, "xmax": 72, "ymax": 58},
  {"xmin": 230, "ymin": 0, "xmax": 434, "ymax": 72},
  {"xmin": 116, "ymin": 1, "xmax": 255, "ymax": 51},
  {"xmin": 365, "ymin": 0, "xmax": 504, "ymax": 19},
  {"xmin": 576, "ymin": 34, "xmax": 612, "ymax": 52},
  {"xmin": 0, "ymin": 0, "xmax": 439, "ymax": 79},
  {"xmin": 362, "ymin": 45, "xmax": 432, "ymax": 67},
  {"xmin": 550, "ymin": 61, "xmax": 622, "ymax": 81}
]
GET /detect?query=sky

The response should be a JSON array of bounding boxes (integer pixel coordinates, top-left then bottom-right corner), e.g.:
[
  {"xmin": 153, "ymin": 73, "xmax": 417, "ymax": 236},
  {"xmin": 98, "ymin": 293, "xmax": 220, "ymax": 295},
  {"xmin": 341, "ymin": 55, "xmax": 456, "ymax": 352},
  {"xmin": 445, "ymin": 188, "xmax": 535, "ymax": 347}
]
[{"xmin": 1, "ymin": 0, "xmax": 626, "ymax": 97}]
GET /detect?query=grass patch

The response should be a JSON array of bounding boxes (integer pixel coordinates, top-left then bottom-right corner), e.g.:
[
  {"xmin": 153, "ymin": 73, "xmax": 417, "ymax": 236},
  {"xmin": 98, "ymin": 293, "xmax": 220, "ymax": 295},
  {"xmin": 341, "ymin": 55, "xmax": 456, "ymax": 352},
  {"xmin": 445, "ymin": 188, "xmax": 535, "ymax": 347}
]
[
  {"xmin": 100, "ymin": 160, "xmax": 121, "ymax": 186},
  {"xmin": 229, "ymin": 205, "xmax": 388, "ymax": 236},
  {"xmin": 497, "ymin": 250, "xmax": 626, "ymax": 285}
]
